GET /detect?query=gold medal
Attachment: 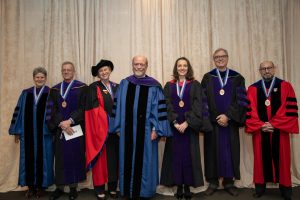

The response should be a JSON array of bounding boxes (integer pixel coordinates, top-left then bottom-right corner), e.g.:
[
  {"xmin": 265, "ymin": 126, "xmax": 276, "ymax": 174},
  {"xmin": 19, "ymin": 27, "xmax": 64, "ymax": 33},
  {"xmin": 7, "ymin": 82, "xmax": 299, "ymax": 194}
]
[
  {"xmin": 62, "ymin": 101, "xmax": 67, "ymax": 108},
  {"xmin": 219, "ymin": 89, "xmax": 225, "ymax": 95},
  {"xmin": 265, "ymin": 99, "xmax": 270, "ymax": 106},
  {"xmin": 179, "ymin": 100, "xmax": 185, "ymax": 107}
]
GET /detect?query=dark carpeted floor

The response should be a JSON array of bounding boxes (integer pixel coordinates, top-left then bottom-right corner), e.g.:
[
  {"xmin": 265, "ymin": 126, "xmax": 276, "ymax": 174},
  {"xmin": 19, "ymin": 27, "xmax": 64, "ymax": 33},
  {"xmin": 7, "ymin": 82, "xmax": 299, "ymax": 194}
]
[{"xmin": 0, "ymin": 187, "xmax": 300, "ymax": 200}]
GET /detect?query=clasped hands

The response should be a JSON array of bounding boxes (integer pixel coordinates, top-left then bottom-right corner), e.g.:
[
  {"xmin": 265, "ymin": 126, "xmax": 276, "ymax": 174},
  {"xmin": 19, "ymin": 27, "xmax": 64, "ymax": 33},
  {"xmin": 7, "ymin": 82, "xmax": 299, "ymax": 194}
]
[
  {"xmin": 59, "ymin": 119, "xmax": 74, "ymax": 135},
  {"xmin": 174, "ymin": 121, "xmax": 188, "ymax": 134},
  {"xmin": 261, "ymin": 122, "xmax": 274, "ymax": 132},
  {"xmin": 216, "ymin": 114, "xmax": 229, "ymax": 127}
]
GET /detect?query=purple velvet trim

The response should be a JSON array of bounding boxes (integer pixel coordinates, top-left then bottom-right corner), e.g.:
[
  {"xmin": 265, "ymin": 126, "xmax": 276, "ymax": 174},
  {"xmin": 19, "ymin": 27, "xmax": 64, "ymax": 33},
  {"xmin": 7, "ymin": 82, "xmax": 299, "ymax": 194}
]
[{"xmin": 126, "ymin": 75, "xmax": 160, "ymax": 86}]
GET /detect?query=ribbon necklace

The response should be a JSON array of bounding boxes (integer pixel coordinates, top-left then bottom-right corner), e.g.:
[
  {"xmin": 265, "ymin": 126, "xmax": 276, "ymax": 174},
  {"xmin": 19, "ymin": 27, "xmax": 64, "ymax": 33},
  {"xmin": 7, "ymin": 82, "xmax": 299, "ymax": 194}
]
[{"xmin": 34, "ymin": 85, "xmax": 45, "ymax": 105}]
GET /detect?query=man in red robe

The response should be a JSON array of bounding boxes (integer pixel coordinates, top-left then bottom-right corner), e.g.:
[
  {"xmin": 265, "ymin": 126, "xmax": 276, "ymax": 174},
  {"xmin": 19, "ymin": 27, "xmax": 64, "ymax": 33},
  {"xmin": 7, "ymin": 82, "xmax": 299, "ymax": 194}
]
[{"xmin": 245, "ymin": 61, "xmax": 299, "ymax": 200}]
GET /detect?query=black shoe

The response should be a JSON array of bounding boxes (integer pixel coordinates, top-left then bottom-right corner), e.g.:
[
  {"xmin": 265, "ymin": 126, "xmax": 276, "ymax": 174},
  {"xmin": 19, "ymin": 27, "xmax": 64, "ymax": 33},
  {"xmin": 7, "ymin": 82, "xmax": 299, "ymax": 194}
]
[
  {"xmin": 253, "ymin": 192, "xmax": 264, "ymax": 198},
  {"xmin": 109, "ymin": 191, "xmax": 118, "ymax": 199},
  {"xmin": 36, "ymin": 188, "xmax": 44, "ymax": 198},
  {"xmin": 175, "ymin": 185, "xmax": 184, "ymax": 199},
  {"xmin": 205, "ymin": 187, "xmax": 217, "ymax": 196},
  {"xmin": 69, "ymin": 188, "xmax": 78, "ymax": 200},
  {"xmin": 225, "ymin": 187, "xmax": 239, "ymax": 196},
  {"xmin": 49, "ymin": 188, "xmax": 64, "ymax": 200},
  {"xmin": 25, "ymin": 188, "xmax": 36, "ymax": 199},
  {"xmin": 96, "ymin": 193, "xmax": 106, "ymax": 200}
]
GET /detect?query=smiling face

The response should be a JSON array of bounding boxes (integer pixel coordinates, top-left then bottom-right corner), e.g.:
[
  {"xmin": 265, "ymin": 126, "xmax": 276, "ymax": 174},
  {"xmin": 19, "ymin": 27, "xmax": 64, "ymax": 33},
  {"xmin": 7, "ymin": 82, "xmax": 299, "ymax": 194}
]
[
  {"xmin": 33, "ymin": 72, "xmax": 47, "ymax": 88},
  {"xmin": 176, "ymin": 59, "xmax": 188, "ymax": 78},
  {"xmin": 98, "ymin": 66, "xmax": 112, "ymax": 81},
  {"xmin": 61, "ymin": 63, "xmax": 75, "ymax": 82},
  {"xmin": 132, "ymin": 56, "xmax": 148, "ymax": 78},
  {"xmin": 259, "ymin": 61, "xmax": 275, "ymax": 81},
  {"xmin": 213, "ymin": 49, "xmax": 229, "ymax": 70}
]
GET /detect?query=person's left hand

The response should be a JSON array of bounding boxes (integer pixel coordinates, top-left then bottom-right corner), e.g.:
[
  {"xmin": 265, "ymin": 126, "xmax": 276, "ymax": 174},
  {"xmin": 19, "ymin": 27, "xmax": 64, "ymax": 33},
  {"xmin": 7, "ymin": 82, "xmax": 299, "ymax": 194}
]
[
  {"xmin": 178, "ymin": 121, "xmax": 188, "ymax": 133},
  {"xmin": 151, "ymin": 130, "xmax": 158, "ymax": 140},
  {"xmin": 64, "ymin": 127, "xmax": 75, "ymax": 135},
  {"xmin": 216, "ymin": 114, "xmax": 229, "ymax": 127},
  {"xmin": 59, "ymin": 119, "xmax": 72, "ymax": 130}
]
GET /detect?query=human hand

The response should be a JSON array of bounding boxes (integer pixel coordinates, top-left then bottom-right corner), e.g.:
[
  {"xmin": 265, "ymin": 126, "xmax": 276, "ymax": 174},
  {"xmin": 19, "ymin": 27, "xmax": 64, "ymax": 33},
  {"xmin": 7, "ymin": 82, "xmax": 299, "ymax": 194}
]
[
  {"xmin": 151, "ymin": 130, "xmax": 158, "ymax": 140},
  {"xmin": 177, "ymin": 121, "xmax": 188, "ymax": 133},
  {"xmin": 64, "ymin": 127, "xmax": 75, "ymax": 135},
  {"xmin": 14, "ymin": 135, "xmax": 20, "ymax": 143},
  {"xmin": 216, "ymin": 114, "xmax": 229, "ymax": 127},
  {"xmin": 59, "ymin": 119, "xmax": 72, "ymax": 130}
]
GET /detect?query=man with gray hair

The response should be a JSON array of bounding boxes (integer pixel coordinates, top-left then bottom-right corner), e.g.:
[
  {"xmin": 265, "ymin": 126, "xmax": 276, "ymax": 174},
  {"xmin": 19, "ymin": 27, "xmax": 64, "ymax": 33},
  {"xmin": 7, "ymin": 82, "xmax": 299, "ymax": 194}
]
[
  {"xmin": 201, "ymin": 48, "xmax": 247, "ymax": 197},
  {"xmin": 47, "ymin": 61, "xmax": 87, "ymax": 200},
  {"xmin": 110, "ymin": 55, "xmax": 172, "ymax": 199}
]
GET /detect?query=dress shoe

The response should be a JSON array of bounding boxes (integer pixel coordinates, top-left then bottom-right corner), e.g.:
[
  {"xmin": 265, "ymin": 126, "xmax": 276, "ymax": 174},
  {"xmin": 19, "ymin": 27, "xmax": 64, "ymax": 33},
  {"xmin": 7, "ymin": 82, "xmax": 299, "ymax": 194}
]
[
  {"xmin": 225, "ymin": 186, "xmax": 239, "ymax": 196},
  {"xmin": 204, "ymin": 187, "xmax": 217, "ymax": 196},
  {"xmin": 35, "ymin": 188, "xmax": 44, "ymax": 198},
  {"xmin": 96, "ymin": 193, "xmax": 106, "ymax": 200},
  {"xmin": 109, "ymin": 191, "xmax": 118, "ymax": 199},
  {"xmin": 25, "ymin": 188, "xmax": 35, "ymax": 198},
  {"xmin": 253, "ymin": 192, "xmax": 264, "ymax": 198},
  {"xmin": 49, "ymin": 188, "xmax": 64, "ymax": 200},
  {"xmin": 69, "ymin": 188, "xmax": 78, "ymax": 200}
]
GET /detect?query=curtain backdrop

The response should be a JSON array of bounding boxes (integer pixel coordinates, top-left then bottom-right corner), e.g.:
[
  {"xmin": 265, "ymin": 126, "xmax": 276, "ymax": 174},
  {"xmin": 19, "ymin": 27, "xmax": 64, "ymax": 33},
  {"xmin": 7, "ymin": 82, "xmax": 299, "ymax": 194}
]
[{"xmin": 1, "ymin": 0, "xmax": 300, "ymax": 194}]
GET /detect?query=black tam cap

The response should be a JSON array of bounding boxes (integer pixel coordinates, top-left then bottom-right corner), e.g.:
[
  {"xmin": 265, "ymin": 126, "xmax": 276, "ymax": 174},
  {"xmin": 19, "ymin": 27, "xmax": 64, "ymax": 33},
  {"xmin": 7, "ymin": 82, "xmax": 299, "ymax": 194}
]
[{"xmin": 91, "ymin": 59, "xmax": 114, "ymax": 77}]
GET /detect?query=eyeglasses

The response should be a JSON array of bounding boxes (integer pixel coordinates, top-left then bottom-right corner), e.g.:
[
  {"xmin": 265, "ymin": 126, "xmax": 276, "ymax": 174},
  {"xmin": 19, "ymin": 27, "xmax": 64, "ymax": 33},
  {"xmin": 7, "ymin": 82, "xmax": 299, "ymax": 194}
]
[
  {"xmin": 259, "ymin": 66, "xmax": 274, "ymax": 72},
  {"xmin": 213, "ymin": 55, "xmax": 228, "ymax": 60},
  {"xmin": 133, "ymin": 63, "xmax": 146, "ymax": 67}
]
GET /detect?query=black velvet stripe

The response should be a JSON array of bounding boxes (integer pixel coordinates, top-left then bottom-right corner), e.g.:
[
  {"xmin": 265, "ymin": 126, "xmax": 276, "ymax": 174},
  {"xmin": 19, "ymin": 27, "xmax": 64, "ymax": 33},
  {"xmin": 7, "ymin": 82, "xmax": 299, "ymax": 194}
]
[
  {"xmin": 113, "ymin": 105, "xmax": 117, "ymax": 109},
  {"xmin": 286, "ymin": 112, "xmax": 298, "ymax": 117},
  {"xmin": 11, "ymin": 119, "xmax": 16, "ymax": 124},
  {"xmin": 257, "ymin": 86, "xmax": 273, "ymax": 182},
  {"xmin": 15, "ymin": 106, "xmax": 20, "ymax": 111},
  {"xmin": 286, "ymin": 97, "xmax": 297, "ymax": 102},
  {"xmin": 286, "ymin": 105, "xmax": 298, "ymax": 110},
  {"xmin": 158, "ymin": 100, "xmax": 166, "ymax": 105},
  {"xmin": 36, "ymin": 94, "xmax": 47, "ymax": 187},
  {"xmin": 24, "ymin": 93, "xmax": 34, "ymax": 186},
  {"xmin": 111, "ymin": 113, "xmax": 116, "ymax": 118},
  {"xmin": 124, "ymin": 82, "xmax": 136, "ymax": 196},
  {"xmin": 158, "ymin": 108, "xmax": 167, "ymax": 113},
  {"xmin": 270, "ymin": 83, "xmax": 281, "ymax": 182},
  {"xmin": 132, "ymin": 85, "xmax": 149, "ymax": 197},
  {"xmin": 13, "ymin": 113, "xmax": 18, "ymax": 118},
  {"xmin": 114, "ymin": 98, "xmax": 118, "ymax": 102},
  {"xmin": 158, "ymin": 116, "xmax": 168, "ymax": 121}
]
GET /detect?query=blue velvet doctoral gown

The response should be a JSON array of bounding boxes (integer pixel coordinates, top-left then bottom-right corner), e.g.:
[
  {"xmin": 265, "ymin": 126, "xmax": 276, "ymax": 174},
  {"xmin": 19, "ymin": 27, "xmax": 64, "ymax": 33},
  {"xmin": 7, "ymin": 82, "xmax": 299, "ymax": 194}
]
[
  {"xmin": 9, "ymin": 86, "xmax": 54, "ymax": 187},
  {"xmin": 110, "ymin": 75, "xmax": 172, "ymax": 198}
]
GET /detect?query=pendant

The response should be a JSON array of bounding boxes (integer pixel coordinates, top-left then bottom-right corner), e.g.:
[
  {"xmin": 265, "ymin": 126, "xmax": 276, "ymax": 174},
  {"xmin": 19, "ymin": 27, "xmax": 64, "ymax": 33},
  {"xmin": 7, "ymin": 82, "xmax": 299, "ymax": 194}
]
[
  {"xmin": 265, "ymin": 99, "xmax": 271, "ymax": 106},
  {"xmin": 179, "ymin": 100, "xmax": 185, "ymax": 108},
  {"xmin": 219, "ymin": 89, "xmax": 225, "ymax": 95},
  {"xmin": 62, "ymin": 101, "xmax": 67, "ymax": 108}
]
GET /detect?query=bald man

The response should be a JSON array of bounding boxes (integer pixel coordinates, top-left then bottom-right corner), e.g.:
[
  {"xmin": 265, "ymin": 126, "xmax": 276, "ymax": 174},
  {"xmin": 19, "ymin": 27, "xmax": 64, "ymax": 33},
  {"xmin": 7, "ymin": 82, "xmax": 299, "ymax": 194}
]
[
  {"xmin": 245, "ymin": 61, "xmax": 299, "ymax": 200},
  {"xmin": 110, "ymin": 55, "xmax": 171, "ymax": 199}
]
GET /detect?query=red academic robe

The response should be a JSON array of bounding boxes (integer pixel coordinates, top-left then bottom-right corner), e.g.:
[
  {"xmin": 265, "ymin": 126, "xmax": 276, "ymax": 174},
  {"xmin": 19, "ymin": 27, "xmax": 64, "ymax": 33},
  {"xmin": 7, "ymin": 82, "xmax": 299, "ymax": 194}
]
[
  {"xmin": 85, "ymin": 86, "xmax": 108, "ymax": 186},
  {"xmin": 245, "ymin": 78, "xmax": 299, "ymax": 187}
]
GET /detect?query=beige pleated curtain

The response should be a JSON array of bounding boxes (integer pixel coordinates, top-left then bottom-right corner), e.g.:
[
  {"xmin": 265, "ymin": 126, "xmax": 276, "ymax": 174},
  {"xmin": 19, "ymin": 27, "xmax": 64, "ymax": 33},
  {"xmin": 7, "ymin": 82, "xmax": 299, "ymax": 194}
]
[{"xmin": 1, "ymin": 0, "xmax": 300, "ymax": 194}]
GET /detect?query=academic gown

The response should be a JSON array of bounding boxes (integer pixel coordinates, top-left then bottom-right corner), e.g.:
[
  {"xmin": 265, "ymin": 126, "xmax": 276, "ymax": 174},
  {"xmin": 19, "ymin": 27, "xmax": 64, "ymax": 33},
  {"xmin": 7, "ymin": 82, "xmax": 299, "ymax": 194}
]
[
  {"xmin": 110, "ymin": 75, "xmax": 172, "ymax": 198},
  {"xmin": 160, "ymin": 80, "xmax": 212, "ymax": 187},
  {"xmin": 201, "ymin": 69, "xmax": 247, "ymax": 180},
  {"xmin": 46, "ymin": 80, "xmax": 86, "ymax": 185},
  {"xmin": 245, "ymin": 77, "xmax": 299, "ymax": 187},
  {"xmin": 85, "ymin": 81, "xmax": 119, "ymax": 186},
  {"xmin": 9, "ymin": 86, "xmax": 54, "ymax": 187}
]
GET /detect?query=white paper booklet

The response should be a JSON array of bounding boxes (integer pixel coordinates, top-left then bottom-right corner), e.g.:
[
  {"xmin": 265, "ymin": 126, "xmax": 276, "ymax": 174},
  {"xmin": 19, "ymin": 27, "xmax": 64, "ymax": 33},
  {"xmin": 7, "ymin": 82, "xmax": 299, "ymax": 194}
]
[{"xmin": 63, "ymin": 125, "xmax": 83, "ymax": 141}]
